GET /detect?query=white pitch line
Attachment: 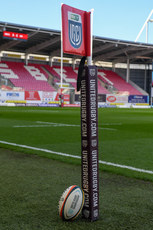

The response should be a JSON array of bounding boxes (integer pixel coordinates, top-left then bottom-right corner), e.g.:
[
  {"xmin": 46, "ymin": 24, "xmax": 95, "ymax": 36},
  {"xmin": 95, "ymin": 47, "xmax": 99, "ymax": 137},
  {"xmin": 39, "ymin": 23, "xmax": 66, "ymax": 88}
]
[
  {"xmin": 0, "ymin": 140, "xmax": 153, "ymax": 175},
  {"xmin": 13, "ymin": 121, "xmax": 80, "ymax": 128},
  {"xmin": 102, "ymin": 123, "xmax": 122, "ymax": 126},
  {"xmin": 37, "ymin": 121, "xmax": 116, "ymax": 130},
  {"xmin": 99, "ymin": 127, "xmax": 117, "ymax": 131},
  {"xmin": 99, "ymin": 160, "xmax": 153, "ymax": 175},
  {"xmin": 0, "ymin": 140, "xmax": 80, "ymax": 159},
  {"xmin": 14, "ymin": 125, "xmax": 55, "ymax": 128},
  {"xmin": 13, "ymin": 121, "xmax": 117, "ymax": 131},
  {"xmin": 37, "ymin": 121, "xmax": 80, "ymax": 127}
]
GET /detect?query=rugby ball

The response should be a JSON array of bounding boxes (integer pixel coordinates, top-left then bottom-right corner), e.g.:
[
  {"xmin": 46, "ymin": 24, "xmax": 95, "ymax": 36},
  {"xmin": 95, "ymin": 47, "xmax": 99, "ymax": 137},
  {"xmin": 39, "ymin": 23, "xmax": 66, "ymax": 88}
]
[{"xmin": 59, "ymin": 185, "xmax": 84, "ymax": 221}]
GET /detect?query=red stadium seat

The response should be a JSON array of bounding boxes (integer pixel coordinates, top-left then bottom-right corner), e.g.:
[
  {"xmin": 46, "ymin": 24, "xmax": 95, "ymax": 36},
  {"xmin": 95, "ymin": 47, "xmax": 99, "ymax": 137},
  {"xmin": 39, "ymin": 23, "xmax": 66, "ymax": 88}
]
[
  {"xmin": 98, "ymin": 69, "xmax": 142, "ymax": 95},
  {"xmin": 0, "ymin": 61, "xmax": 55, "ymax": 92},
  {"xmin": 0, "ymin": 61, "xmax": 143, "ymax": 95}
]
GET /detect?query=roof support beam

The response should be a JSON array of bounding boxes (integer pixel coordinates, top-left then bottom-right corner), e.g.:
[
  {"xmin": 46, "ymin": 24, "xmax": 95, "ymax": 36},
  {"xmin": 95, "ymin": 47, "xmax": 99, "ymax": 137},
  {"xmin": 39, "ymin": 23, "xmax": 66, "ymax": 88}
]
[
  {"xmin": 94, "ymin": 46, "xmax": 139, "ymax": 61},
  {"xmin": 126, "ymin": 58, "xmax": 130, "ymax": 83},
  {"xmin": 25, "ymin": 36, "xmax": 60, "ymax": 54},
  {"xmin": 114, "ymin": 47, "xmax": 153, "ymax": 63},
  {"xmin": 93, "ymin": 43, "xmax": 115, "ymax": 55},
  {"xmin": 49, "ymin": 48, "xmax": 61, "ymax": 57}
]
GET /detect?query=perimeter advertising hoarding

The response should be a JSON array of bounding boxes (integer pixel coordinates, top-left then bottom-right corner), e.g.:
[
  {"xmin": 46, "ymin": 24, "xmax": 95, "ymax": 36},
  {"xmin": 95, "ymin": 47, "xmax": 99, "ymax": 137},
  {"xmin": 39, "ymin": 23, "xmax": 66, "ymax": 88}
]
[
  {"xmin": 0, "ymin": 91, "xmax": 70, "ymax": 104},
  {"xmin": 25, "ymin": 91, "xmax": 41, "ymax": 101},
  {"xmin": 0, "ymin": 90, "xmax": 24, "ymax": 101},
  {"xmin": 42, "ymin": 92, "xmax": 54, "ymax": 102},
  {"xmin": 24, "ymin": 91, "xmax": 70, "ymax": 103},
  {"xmin": 106, "ymin": 94, "xmax": 128, "ymax": 104},
  {"xmin": 128, "ymin": 95, "xmax": 149, "ymax": 104}
]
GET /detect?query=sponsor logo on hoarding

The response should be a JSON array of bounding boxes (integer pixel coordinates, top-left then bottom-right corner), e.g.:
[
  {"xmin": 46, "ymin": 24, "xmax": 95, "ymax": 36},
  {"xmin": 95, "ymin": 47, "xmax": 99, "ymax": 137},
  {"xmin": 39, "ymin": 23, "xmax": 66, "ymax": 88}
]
[
  {"xmin": 107, "ymin": 96, "xmax": 116, "ymax": 102},
  {"xmin": 6, "ymin": 92, "xmax": 19, "ymax": 97},
  {"xmin": 5, "ymin": 100, "xmax": 26, "ymax": 103},
  {"xmin": 25, "ymin": 91, "xmax": 41, "ymax": 101},
  {"xmin": 128, "ymin": 95, "xmax": 149, "ymax": 104},
  {"xmin": 42, "ymin": 92, "xmax": 53, "ymax": 98}
]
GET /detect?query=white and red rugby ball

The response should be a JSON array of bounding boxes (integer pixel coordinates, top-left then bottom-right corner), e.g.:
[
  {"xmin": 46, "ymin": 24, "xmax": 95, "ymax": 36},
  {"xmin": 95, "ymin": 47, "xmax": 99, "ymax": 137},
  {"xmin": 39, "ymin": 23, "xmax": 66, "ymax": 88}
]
[{"xmin": 59, "ymin": 185, "xmax": 84, "ymax": 221}]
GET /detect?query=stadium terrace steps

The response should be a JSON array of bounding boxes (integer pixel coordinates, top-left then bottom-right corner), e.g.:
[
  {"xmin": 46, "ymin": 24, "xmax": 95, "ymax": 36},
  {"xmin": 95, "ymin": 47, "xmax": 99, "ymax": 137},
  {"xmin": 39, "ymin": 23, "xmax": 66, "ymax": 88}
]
[
  {"xmin": 99, "ymin": 69, "xmax": 143, "ymax": 95},
  {"xmin": 44, "ymin": 65, "xmax": 77, "ymax": 88},
  {"xmin": 97, "ymin": 80, "xmax": 110, "ymax": 94},
  {"xmin": 44, "ymin": 65, "xmax": 110, "ymax": 93},
  {"xmin": 0, "ymin": 61, "xmax": 143, "ymax": 95},
  {"xmin": 0, "ymin": 61, "xmax": 55, "ymax": 92}
]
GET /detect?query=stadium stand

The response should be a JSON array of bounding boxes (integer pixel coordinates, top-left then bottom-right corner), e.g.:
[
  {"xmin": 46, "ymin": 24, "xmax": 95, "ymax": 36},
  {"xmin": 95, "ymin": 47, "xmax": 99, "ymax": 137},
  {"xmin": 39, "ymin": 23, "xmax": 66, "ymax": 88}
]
[
  {"xmin": 0, "ymin": 61, "xmax": 55, "ymax": 92},
  {"xmin": 44, "ymin": 65, "xmax": 111, "ymax": 94},
  {"xmin": 44, "ymin": 65, "xmax": 77, "ymax": 88},
  {"xmin": 0, "ymin": 21, "xmax": 151, "ymax": 99},
  {"xmin": 0, "ymin": 61, "xmax": 143, "ymax": 95},
  {"xmin": 98, "ymin": 69, "xmax": 143, "ymax": 95},
  {"xmin": 97, "ymin": 80, "xmax": 110, "ymax": 94},
  {"xmin": 44, "ymin": 65, "xmax": 111, "ymax": 93}
]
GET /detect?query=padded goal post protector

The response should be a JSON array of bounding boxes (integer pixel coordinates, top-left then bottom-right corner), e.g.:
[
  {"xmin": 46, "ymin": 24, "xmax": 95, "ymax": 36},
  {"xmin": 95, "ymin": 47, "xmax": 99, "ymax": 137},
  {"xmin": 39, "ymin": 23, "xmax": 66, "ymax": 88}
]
[{"xmin": 80, "ymin": 65, "xmax": 99, "ymax": 221}]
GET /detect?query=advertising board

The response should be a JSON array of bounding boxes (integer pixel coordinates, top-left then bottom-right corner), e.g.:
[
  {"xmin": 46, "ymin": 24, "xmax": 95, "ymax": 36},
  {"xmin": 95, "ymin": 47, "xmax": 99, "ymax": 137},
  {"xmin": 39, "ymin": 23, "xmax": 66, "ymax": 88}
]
[
  {"xmin": 106, "ymin": 94, "xmax": 128, "ymax": 104},
  {"xmin": 0, "ymin": 90, "xmax": 24, "ymax": 101},
  {"xmin": 128, "ymin": 95, "xmax": 149, "ymax": 104}
]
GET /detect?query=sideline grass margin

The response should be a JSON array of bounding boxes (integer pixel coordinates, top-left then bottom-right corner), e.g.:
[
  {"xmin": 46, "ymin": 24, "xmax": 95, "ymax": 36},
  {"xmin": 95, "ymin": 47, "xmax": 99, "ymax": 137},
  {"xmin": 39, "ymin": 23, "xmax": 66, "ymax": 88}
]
[{"xmin": 0, "ymin": 140, "xmax": 153, "ymax": 182}]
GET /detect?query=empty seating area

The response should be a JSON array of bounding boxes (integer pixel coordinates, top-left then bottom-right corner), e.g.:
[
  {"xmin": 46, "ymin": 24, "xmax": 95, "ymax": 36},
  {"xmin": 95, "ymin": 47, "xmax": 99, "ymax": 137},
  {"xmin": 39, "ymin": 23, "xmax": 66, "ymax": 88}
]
[
  {"xmin": 0, "ymin": 61, "xmax": 55, "ymax": 92},
  {"xmin": 45, "ymin": 65, "xmax": 77, "ymax": 88},
  {"xmin": 45, "ymin": 66, "xmax": 142, "ymax": 95},
  {"xmin": 0, "ymin": 61, "xmax": 143, "ymax": 95},
  {"xmin": 98, "ymin": 69, "xmax": 142, "ymax": 95},
  {"xmin": 97, "ymin": 81, "xmax": 110, "ymax": 94},
  {"xmin": 45, "ymin": 66, "xmax": 110, "ymax": 93}
]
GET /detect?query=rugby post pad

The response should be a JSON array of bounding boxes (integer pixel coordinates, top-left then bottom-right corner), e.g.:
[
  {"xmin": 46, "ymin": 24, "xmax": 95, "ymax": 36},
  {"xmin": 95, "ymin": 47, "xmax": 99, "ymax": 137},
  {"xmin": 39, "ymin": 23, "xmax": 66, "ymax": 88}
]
[{"xmin": 80, "ymin": 65, "xmax": 99, "ymax": 221}]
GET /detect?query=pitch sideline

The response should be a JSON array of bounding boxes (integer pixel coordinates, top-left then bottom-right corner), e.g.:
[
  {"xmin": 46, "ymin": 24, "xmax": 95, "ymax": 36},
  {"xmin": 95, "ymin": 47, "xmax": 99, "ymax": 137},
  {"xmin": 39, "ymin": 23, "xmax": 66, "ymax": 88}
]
[{"xmin": 0, "ymin": 140, "xmax": 153, "ymax": 175}]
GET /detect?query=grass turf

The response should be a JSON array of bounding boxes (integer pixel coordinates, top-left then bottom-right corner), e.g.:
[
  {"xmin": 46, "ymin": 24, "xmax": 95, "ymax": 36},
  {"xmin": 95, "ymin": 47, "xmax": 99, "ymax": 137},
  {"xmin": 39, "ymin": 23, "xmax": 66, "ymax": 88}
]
[
  {"xmin": 0, "ymin": 107, "xmax": 153, "ymax": 181},
  {"xmin": 0, "ymin": 147, "xmax": 153, "ymax": 230}
]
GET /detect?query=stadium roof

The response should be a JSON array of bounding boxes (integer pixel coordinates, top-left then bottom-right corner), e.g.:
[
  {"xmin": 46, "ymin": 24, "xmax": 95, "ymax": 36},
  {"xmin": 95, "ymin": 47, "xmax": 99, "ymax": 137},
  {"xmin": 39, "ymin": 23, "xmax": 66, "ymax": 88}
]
[{"xmin": 1, "ymin": 21, "xmax": 153, "ymax": 64}]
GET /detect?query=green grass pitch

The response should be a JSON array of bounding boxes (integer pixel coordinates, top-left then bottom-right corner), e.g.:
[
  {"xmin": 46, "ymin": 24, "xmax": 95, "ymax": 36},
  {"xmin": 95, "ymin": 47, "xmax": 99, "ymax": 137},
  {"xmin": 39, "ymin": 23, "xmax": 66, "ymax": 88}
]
[
  {"xmin": 0, "ymin": 106, "xmax": 153, "ymax": 229},
  {"xmin": 0, "ymin": 106, "xmax": 153, "ymax": 181}
]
